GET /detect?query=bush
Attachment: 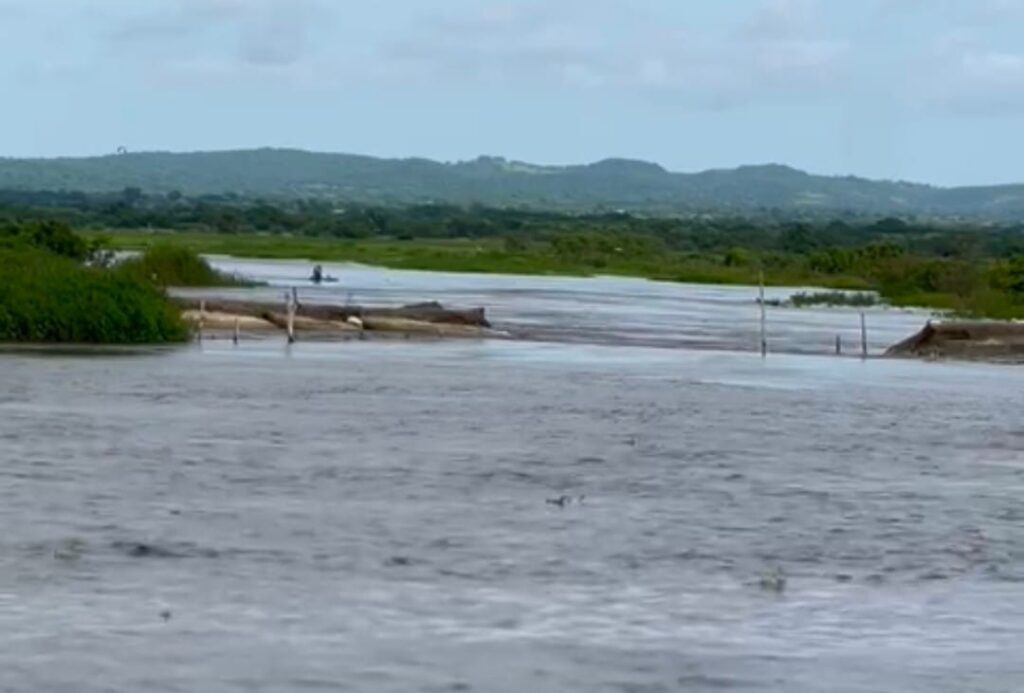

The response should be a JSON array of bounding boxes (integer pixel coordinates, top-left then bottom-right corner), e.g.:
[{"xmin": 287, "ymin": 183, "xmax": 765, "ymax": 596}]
[
  {"xmin": 0, "ymin": 219, "xmax": 89, "ymax": 260},
  {"xmin": 790, "ymin": 291, "xmax": 879, "ymax": 308},
  {"xmin": 116, "ymin": 243, "xmax": 240, "ymax": 287},
  {"xmin": 0, "ymin": 248, "xmax": 188, "ymax": 343}
]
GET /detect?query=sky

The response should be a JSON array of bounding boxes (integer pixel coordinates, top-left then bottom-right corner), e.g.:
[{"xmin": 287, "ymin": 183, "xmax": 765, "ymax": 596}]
[{"xmin": 1, "ymin": 0, "xmax": 1024, "ymax": 186}]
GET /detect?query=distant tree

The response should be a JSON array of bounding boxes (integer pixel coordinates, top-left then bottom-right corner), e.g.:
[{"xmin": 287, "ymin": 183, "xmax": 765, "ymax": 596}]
[
  {"xmin": 723, "ymin": 247, "xmax": 753, "ymax": 267},
  {"xmin": 26, "ymin": 220, "xmax": 89, "ymax": 260},
  {"xmin": 997, "ymin": 256, "xmax": 1024, "ymax": 295},
  {"xmin": 779, "ymin": 223, "xmax": 819, "ymax": 253},
  {"xmin": 122, "ymin": 187, "xmax": 144, "ymax": 206},
  {"xmin": 871, "ymin": 217, "xmax": 909, "ymax": 234},
  {"xmin": 504, "ymin": 236, "xmax": 527, "ymax": 253}
]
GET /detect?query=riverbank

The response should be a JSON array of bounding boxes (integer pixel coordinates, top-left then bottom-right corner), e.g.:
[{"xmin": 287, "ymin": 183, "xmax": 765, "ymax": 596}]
[
  {"xmin": 178, "ymin": 297, "xmax": 500, "ymax": 341},
  {"xmin": 885, "ymin": 321, "xmax": 1024, "ymax": 362}
]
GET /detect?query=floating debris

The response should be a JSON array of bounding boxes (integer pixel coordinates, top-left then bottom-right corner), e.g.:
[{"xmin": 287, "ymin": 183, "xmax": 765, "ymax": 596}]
[
  {"xmin": 758, "ymin": 568, "xmax": 787, "ymax": 594},
  {"xmin": 53, "ymin": 538, "xmax": 86, "ymax": 562},
  {"xmin": 546, "ymin": 495, "xmax": 586, "ymax": 508}
]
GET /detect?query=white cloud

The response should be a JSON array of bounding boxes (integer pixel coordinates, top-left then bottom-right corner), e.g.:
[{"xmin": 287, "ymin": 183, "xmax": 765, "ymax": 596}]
[
  {"xmin": 877, "ymin": 0, "xmax": 1024, "ymax": 23},
  {"xmin": 380, "ymin": 0, "xmax": 847, "ymax": 106},
  {"xmin": 741, "ymin": 0, "xmax": 820, "ymax": 40},
  {"xmin": 384, "ymin": 2, "xmax": 604, "ymax": 87},
  {"xmin": 12, "ymin": 0, "xmax": 1016, "ymax": 118},
  {"xmin": 107, "ymin": 0, "xmax": 330, "ymax": 68},
  {"xmin": 940, "ymin": 50, "xmax": 1024, "ymax": 113},
  {"xmin": 910, "ymin": 27, "xmax": 1024, "ymax": 114}
]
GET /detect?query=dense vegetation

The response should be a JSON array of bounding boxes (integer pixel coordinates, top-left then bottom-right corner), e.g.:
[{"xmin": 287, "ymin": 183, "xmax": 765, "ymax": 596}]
[
  {"xmin": 3, "ymin": 149, "xmax": 1024, "ymax": 217},
  {"xmin": 5, "ymin": 187, "xmax": 1024, "ymax": 319},
  {"xmin": 0, "ymin": 248, "xmax": 188, "ymax": 343},
  {"xmin": 0, "ymin": 219, "xmax": 218, "ymax": 344},
  {"xmin": 117, "ymin": 242, "xmax": 245, "ymax": 288}
]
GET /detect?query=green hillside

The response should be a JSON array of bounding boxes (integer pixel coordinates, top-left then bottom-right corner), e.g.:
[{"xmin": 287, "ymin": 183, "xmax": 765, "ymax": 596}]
[{"xmin": 2, "ymin": 149, "xmax": 1023, "ymax": 218}]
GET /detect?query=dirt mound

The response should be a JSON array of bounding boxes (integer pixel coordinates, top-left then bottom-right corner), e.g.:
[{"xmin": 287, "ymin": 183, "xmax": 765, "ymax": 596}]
[
  {"xmin": 174, "ymin": 298, "xmax": 489, "ymax": 328},
  {"xmin": 886, "ymin": 321, "xmax": 1024, "ymax": 361}
]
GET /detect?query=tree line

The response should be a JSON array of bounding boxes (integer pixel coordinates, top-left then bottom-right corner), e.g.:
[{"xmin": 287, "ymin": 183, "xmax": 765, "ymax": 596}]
[{"xmin": 5, "ymin": 187, "xmax": 1024, "ymax": 317}]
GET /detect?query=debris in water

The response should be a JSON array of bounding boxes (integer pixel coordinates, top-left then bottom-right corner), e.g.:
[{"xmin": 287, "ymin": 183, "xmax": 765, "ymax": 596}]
[
  {"xmin": 53, "ymin": 538, "xmax": 86, "ymax": 562},
  {"xmin": 759, "ymin": 569, "xmax": 787, "ymax": 593},
  {"xmin": 112, "ymin": 541, "xmax": 180, "ymax": 559},
  {"xmin": 546, "ymin": 495, "xmax": 585, "ymax": 508}
]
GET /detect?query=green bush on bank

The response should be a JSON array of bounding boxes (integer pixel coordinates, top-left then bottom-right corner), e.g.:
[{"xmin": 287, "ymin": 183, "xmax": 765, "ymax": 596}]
[
  {"xmin": 1, "ymin": 219, "xmax": 91, "ymax": 260},
  {"xmin": 116, "ymin": 242, "xmax": 243, "ymax": 287},
  {"xmin": 0, "ymin": 248, "xmax": 188, "ymax": 344}
]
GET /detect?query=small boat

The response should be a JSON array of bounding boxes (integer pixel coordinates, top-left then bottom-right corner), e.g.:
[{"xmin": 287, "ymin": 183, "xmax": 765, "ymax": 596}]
[{"xmin": 310, "ymin": 265, "xmax": 339, "ymax": 284}]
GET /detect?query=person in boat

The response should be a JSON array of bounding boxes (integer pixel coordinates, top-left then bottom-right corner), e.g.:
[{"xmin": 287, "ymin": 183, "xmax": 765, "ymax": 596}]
[{"xmin": 310, "ymin": 264, "xmax": 324, "ymax": 284}]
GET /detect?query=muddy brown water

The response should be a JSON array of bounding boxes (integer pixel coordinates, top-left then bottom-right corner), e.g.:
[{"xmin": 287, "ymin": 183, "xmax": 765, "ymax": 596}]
[{"xmin": 3, "ymin": 259, "xmax": 1024, "ymax": 692}]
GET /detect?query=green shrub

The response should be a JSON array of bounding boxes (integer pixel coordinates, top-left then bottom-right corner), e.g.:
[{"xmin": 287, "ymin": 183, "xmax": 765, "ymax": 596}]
[
  {"xmin": 0, "ymin": 248, "xmax": 188, "ymax": 344},
  {"xmin": 0, "ymin": 219, "xmax": 89, "ymax": 260},
  {"xmin": 116, "ymin": 243, "xmax": 241, "ymax": 287}
]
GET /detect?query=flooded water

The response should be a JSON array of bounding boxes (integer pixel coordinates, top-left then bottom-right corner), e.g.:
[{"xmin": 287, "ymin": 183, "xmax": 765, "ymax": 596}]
[
  {"xmin": 3, "ymin": 260, "xmax": 1024, "ymax": 692},
  {"xmin": 191, "ymin": 257, "xmax": 929, "ymax": 355}
]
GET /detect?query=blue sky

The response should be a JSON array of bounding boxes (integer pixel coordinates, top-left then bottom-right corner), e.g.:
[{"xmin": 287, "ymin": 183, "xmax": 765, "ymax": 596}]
[{"xmin": 2, "ymin": 0, "xmax": 1023, "ymax": 185}]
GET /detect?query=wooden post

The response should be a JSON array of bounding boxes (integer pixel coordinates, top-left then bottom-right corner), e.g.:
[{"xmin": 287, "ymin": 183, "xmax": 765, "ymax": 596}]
[
  {"xmin": 233, "ymin": 317, "xmax": 240, "ymax": 346},
  {"xmin": 759, "ymin": 272, "xmax": 767, "ymax": 358},
  {"xmin": 285, "ymin": 289, "xmax": 296, "ymax": 344},
  {"xmin": 860, "ymin": 312, "xmax": 868, "ymax": 359},
  {"xmin": 198, "ymin": 299, "xmax": 205, "ymax": 343},
  {"xmin": 835, "ymin": 334, "xmax": 842, "ymax": 356}
]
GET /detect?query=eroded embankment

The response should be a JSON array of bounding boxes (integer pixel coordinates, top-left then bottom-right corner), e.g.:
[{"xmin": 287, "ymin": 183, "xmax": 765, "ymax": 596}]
[
  {"xmin": 174, "ymin": 297, "xmax": 501, "ymax": 341},
  {"xmin": 886, "ymin": 321, "xmax": 1024, "ymax": 362}
]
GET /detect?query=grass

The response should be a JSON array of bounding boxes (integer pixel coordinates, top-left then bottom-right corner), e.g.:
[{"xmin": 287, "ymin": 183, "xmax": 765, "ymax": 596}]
[{"xmin": 0, "ymin": 248, "xmax": 189, "ymax": 344}]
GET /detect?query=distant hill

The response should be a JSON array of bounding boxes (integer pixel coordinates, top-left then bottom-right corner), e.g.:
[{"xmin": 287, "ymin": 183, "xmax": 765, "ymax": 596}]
[{"xmin": 1, "ymin": 148, "xmax": 1023, "ymax": 218}]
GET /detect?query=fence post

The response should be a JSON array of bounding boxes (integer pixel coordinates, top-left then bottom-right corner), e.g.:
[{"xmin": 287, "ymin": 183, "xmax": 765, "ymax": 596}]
[
  {"xmin": 286, "ymin": 289, "xmax": 296, "ymax": 344},
  {"xmin": 759, "ymin": 272, "xmax": 767, "ymax": 358},
  {"xmin": 860, "ymin": 312, "xmax": 868, "ymax": 359}
]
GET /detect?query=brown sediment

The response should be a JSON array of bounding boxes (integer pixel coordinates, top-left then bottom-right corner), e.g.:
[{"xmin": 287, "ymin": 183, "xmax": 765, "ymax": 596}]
[
  {"xmin": 886, "ymin": 321, "xmax": 1024, "ymax": 362},
  {"xmin": 359, "ymin": 316, "xmax": 488, "ymax": 338},
  {"xmin": 173, "ymin": 298, "xmax": 490, "ymax": 328},
  {"xmin": 177, "ymin": 297, "xmax": 497, "ymax": 341},
  {"xmin": 181, "ymin": 310, "xmax": 277, "ymax": 331},
  {"xmin": 260, "ymin": 312, "xmax": 361, "ymax": 333}
]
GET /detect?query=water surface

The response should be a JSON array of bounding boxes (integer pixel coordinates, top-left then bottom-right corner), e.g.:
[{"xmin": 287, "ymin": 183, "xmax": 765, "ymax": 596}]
[{"xmin": 3, "ymin": 261, "xmax": 1022, "ymax": 692}]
